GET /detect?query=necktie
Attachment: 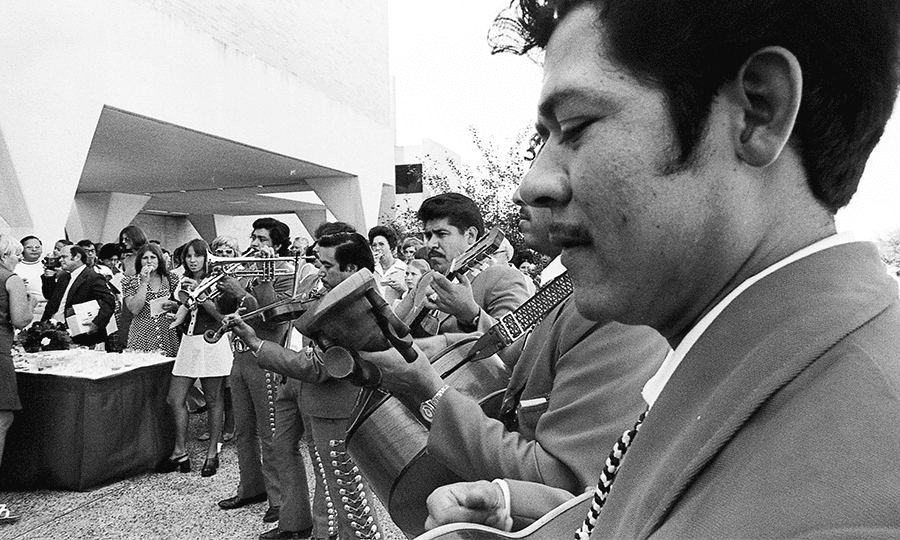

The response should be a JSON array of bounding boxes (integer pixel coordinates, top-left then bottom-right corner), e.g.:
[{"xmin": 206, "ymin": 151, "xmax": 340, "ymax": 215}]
[{"xmin": 574, "ymin": 407, "xmax": 649, "ymax": 539}]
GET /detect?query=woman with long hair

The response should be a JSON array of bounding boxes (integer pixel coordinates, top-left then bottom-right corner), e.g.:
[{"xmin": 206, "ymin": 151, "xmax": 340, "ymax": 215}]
[
  {"xmin": 0, "ymin": 235, "xmax": 35, "ymax": 471},
  {"xmin": 122, "ymin": 243, "xmax": 179, "ymax": 357},
  {"xmin": 159, "ymin": 239, "xmax": 233, "ymax": 476},
  {"xmin": 118, "ymin": 225, "xmax": 148, "ymax": 278}
]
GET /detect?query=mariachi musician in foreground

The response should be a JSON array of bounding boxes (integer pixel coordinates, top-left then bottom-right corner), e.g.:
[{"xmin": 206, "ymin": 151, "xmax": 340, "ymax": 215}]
[
  {"xmin": 424, "ymin": 0, "xmax": 900, "ymax": 538},
  {"xmin": 223, "ymin": 230, "xmax": 384, "ymax": 540},
  {"xmin": 358, "ymin": 192, "xmax": 668, "ymax": 531}
]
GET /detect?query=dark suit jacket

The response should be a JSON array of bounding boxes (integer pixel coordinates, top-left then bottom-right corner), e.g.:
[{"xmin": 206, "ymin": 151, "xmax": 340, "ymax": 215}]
[
  {"xmin": 508, "ymin": 242, "xmax": 900, "ymax": 537},
  {"xmin": 42, "ymin": 265, "xmax": 115, "ymax": 346},
  {"xmin": 429, "ymin": 297, "xmax": 668, "ymax": 502}
]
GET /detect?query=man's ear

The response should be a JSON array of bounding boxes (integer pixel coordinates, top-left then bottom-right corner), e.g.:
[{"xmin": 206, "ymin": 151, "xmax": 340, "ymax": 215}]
[
  {"xmin": 465, "ymin": 226, "xmax": 479, "ymax": 245},
  {"xmin": 729, "ymin": 46, "xmax": 802, "ymax": 167}
]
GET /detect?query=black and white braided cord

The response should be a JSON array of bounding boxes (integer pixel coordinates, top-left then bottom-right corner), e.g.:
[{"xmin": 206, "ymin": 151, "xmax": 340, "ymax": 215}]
[{"xmin": 574, "ymin": 407, "xmax": 649, "ymax": 539}]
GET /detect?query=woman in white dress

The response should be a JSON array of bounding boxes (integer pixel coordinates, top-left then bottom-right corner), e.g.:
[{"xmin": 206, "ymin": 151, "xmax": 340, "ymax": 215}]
[{"xmin": 159, "ymin": 239, "xmax": 233, "ymax": 477}]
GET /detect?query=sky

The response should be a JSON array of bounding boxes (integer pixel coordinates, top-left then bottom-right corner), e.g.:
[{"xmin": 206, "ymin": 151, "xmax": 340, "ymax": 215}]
[{"xmin": 388, "ymin": 1, "xmax": 900, "ymax": 238}]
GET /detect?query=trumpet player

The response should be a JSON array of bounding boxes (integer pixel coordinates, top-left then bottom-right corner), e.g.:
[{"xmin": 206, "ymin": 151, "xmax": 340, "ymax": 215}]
[{"xmin": 214, "ymin": 219, "xmax": 304, "ymax": 533}]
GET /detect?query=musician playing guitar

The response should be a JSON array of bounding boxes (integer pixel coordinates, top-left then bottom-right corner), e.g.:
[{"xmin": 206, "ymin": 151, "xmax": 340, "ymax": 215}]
[
  {"xmin": 415, "ymin": 193, "xmax": 533, "ymax": 338},
  {"xmin": 224, "ymin": 230, "xmax": 384, "ymax": 540},
  {"xmin": 359, "ymin": 193, "xmax": 668, "ymax": 532}
]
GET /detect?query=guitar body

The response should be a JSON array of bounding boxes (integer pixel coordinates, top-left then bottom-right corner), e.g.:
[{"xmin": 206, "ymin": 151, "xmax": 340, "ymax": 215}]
[
  {"xmin": 346, "ymin": 337, "xmax": 511, "ymax": 538},
  {"xmin": 414, "ymin": 491, "xmax": 592, "ymax": 540}
]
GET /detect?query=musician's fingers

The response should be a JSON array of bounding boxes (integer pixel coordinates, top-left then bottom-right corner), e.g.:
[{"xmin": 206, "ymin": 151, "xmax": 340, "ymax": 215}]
[{"xmin": 425, "ymin": 482, "xmax": 505, "ymax": 530}]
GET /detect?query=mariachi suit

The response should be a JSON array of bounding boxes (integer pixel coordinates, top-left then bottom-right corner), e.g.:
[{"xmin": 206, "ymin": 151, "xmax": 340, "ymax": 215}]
[
  {"xmin": 226, "ymin": 274, "xmax": 293, "ymax": 510},
  {"xmin": 510, "ymin": 242, "xmax": 900, "ymax": 537},
  {"xmin": 41, "ymin": 265, "xmax": 115, "ymax": 347},
  {"xmin": 256, "ymin": 342, "xmax": 382, "ymax": 540},
  {"xmin": 438, "ymin": 264, "xmax": 534, "ymax": 335},
  {"xmin": 428, "ymin": 297, "xmax": 668, "ymax": 503}
]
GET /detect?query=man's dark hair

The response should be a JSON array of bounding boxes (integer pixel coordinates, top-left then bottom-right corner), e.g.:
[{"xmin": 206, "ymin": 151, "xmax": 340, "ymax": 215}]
[
  {"xmin": 98, "ymin": 243, "xmax": 121, "ymax": 260},
  {"xmin": 367, "ymin": 225, "xmax": 400, "ymax": 250},
  {"xmin": 67, "ymin": 245, "xmax": 87, "ymax": 265},
  {"xmin": 20, "ymin": 235, "xmax": 40, "ymax": 246},
  {"xmin": 317, "ymin": 232, "xmax": 375, "ymax": 273},
  {"xmin": 497, "ymin": 0, "xmax": 900, "ymax": 212},
  {"xmin": 76, "ymin": 239, "xmax": 95, "ymax": 250},
  {"xmin": 252, "ymin": 217, "xmax": 291, "ymax": 256},
  {"xmin": 314, "ymin": 221, "xmax": 356, "ymax": 240},
  {"xmin": 119, "ymin": 225, "xmax": 147, "ymax": 250},
  {"xmin": 56, "ymin": 239, "xmax": 72, "ymax": 247},
  {"xmin": 417, "ymin": 193, "xmax": 485, "ymax": 236}
]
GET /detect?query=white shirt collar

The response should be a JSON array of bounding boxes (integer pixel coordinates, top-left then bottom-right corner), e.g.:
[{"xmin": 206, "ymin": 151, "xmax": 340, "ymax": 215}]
[
  {"xmin": 641, "ymin": 231, "xmax": 863, "ymax": 408},
  {"xmin": 539, "ymin": 256, "xmax": 566, "ymax": 285},
  {"xmin": 69, "ymin": 264, "xmax": 87, "ymax": 281}
]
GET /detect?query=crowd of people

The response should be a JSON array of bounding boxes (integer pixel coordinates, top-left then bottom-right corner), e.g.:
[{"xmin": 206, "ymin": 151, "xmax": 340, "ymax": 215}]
[{"xmin": 4, "ymin": 1, "xmax": 900, "ymax": 538}]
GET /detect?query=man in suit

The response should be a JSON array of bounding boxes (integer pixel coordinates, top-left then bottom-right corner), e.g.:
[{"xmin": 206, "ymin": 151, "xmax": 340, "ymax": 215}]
[
  {"xmin": 225, "ymin": 232, "xmax": 384, "ymax": 540},
  {"xmin": 360, "ymin": 192, "xmax": 669, "ymax": 529},
  {"xmin": 414, "ymin": 192, "xmax": 532, "ymax": 336},
  {"xmin": 41, "ymin": 244, "xmax": 115, "ymax": 347},
  {"xmin": 425, "ymin": 1, "xmax": 900, "ymax": 537}
]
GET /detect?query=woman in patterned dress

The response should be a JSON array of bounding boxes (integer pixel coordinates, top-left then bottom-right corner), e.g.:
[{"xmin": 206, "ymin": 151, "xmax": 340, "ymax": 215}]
[{"xmin": 122, "ymin": 243, "xmax": 179, "ymax": 357}]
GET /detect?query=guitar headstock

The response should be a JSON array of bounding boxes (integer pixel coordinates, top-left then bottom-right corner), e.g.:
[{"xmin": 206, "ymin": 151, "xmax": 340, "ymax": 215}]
[{"xmin": 446, "ymin": 226, "xmax": 505, "ymax": 281}]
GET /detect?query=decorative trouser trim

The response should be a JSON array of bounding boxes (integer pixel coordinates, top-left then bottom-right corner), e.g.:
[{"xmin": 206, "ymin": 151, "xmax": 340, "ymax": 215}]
[
  {"xmin": 330, "ymin": 439, "xmax": 381, "ymax": 540},
  {"xmin": 312, "ymin": 444, "xmax": 339, "ymax": 538}
]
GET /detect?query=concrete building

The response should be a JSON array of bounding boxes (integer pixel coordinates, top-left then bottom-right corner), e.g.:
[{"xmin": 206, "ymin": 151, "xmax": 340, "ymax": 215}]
[{"xmin": 0, "ymin": 0, "xmax": 394, "ymax": 250}]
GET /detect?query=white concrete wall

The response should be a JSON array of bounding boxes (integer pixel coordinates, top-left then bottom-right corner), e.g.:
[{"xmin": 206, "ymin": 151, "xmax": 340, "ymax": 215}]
[{"xmin": 0, "ymin": 0, "xmax": 393, "ymax": 246}]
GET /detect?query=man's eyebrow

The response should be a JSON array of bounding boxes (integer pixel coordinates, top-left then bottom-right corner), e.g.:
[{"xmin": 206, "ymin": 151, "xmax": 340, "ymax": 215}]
[{"xmin": 538, "ymin": 87, "xmax": 615, "ymax": 121}]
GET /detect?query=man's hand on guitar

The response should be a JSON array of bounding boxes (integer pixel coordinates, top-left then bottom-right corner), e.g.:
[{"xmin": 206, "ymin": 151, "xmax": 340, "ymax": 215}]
[
  {"xmin": 356, "ymin": 345, "xmax": 444, "ymax": 403},
  {"xmin": 429, "ymin": 272, "xmax": 480, "ymax": 324},
  {"xmin": 425, "ymin": 480, "xmax": 512, "ymax": 532}
]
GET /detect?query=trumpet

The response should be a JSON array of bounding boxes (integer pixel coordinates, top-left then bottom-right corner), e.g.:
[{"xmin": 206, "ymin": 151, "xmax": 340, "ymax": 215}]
[{"xmin": 183, "ymin": 248, "xmax": 300, "ymax": 308}]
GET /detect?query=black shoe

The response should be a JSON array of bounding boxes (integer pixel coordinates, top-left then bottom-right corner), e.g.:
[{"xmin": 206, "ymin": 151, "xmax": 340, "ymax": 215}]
[
  {"xmin": 218, "ymin": 492, "xmax": 267, "ymax": 510},
  {"xmin": 200, "ymin": 455, "xmax": 219, "ymax": 477},
  {"xmin": 259, "ymin": 526, "xmax": 313, "ymax": 540},
  {"xmin": 262, "ymin": 505, "xmax": 280, "ymax": 523},
  {"xmin": 157, "ymin": 454, "xmax": 190, "ymax": 473}
]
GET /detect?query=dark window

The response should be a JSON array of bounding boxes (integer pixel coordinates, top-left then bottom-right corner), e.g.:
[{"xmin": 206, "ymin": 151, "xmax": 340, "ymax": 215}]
[{"xmin": 395, "ymin": 163, "xmax": 423, "ymax": 194}]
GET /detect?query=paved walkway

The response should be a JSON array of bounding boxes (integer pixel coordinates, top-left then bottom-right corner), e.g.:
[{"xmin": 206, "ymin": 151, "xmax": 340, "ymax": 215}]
[{"xmin": 0, "ymin": 414, "xmax": 404, "ymax": 540}]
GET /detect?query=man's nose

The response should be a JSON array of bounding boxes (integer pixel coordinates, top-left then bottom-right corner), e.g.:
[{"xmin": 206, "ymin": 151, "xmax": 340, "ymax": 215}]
[{"xmin": 518, "ymin": 147, "xmax": 571, "ymax": 209}]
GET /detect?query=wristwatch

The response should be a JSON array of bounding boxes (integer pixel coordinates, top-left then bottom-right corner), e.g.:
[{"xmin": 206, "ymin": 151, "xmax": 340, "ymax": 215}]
[{"xmin": 420, "ymin": 385, "xmax": 451, "ymax": 424}]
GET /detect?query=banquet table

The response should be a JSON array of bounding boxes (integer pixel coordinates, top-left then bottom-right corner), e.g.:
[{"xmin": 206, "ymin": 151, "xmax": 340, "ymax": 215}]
[{"xmin": 0, "ymin": 349, "xmax": 175, "ymax": 491}]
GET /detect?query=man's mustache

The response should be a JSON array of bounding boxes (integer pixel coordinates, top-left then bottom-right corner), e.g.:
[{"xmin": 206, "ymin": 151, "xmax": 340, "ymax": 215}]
[{"xmin": 429, "ymin": 249, "xmax": 445, "ymax": 259}]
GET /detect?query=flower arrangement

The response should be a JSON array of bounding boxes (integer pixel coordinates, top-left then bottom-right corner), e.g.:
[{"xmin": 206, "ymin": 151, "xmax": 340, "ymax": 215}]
[{"xmin": 17, "ymin": 320, "xmax": 73, "ymax": 353}]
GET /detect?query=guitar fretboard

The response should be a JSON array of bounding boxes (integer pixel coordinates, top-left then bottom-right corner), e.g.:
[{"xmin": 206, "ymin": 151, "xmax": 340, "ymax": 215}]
[{"xmin": 494, "ymin": 272, "xmax": 573, "ymax": 344}]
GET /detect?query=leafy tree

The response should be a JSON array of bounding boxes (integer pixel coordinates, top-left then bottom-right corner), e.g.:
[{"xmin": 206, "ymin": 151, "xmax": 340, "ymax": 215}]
[
  {"xmin": 877, "ymin": 228, "xmax": 900, "ymax": 272},
  {"xmin": 389, "ymin": 127, "xmax": 533, "ymax": 258}
]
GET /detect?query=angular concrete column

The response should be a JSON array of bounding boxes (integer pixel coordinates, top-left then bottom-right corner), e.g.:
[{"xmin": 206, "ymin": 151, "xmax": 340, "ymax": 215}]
[
  {"xmin": 187, "ymin": 214, "xmax": 235, "ymax": 243},
  {"xmin": 377, "ymin": 183, "xmax": 396, "ymax": 225},
  {"xmin": 306, "ymin": 176, "xmax": 365, "ymax": 232},
  {"xmin": 67, "ymin": 192, "xmax": 151, "ymax": 244},
  {"xmin": 294, "ymin": 208, "xmax": 328, "ymax": 239}
]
